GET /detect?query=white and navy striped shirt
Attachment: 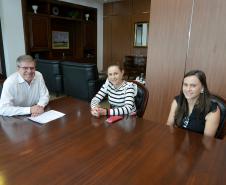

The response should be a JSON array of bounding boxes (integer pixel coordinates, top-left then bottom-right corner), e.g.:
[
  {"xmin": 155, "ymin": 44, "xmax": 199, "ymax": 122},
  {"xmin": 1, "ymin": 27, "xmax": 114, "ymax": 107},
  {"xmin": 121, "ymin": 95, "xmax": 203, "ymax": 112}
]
[{"xmin": 91, "ymin": 79, "xmax": 137, "ymax": 116}]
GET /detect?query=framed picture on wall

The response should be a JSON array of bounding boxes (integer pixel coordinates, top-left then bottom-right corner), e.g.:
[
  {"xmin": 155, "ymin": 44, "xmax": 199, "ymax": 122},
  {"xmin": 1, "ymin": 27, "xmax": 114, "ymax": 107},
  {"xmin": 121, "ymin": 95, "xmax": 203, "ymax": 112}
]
[{"xmin": 52, "ymin": 31, "xmax": 69, "ymax": 49}]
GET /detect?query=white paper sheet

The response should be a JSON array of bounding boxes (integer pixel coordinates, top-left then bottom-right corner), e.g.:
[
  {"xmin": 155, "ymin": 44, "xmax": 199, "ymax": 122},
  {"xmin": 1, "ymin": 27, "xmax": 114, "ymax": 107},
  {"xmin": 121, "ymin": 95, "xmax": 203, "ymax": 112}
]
[{"xmin": 28, "ymin": 110, "xmax": 65, "ymax": 124}]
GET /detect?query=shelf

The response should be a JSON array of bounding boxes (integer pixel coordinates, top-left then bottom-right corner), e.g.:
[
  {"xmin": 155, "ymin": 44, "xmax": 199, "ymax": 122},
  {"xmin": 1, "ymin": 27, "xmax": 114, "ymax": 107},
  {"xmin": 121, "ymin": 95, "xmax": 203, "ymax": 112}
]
[
  {"xmin": 50, "ymin": 15, "xmax": 82, "ymax": 21},
  {"xmin": 26, "ymin": 1, "xmax": 50, "ymax": 15},
  {"xmin": 22, "ymin": 0, "xmax": 97, "ymax": 64},
  {"xmin": 27, "ymin": 12, "xmax": 49, "ymax": 17}
]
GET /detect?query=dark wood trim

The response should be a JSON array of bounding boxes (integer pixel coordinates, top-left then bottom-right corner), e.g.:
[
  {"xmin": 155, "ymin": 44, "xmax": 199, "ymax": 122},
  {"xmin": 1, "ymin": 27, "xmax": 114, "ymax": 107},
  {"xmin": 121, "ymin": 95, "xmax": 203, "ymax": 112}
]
[{"xmin": 0, "ymin": 19, "xmax": 6, "ymax": 78}]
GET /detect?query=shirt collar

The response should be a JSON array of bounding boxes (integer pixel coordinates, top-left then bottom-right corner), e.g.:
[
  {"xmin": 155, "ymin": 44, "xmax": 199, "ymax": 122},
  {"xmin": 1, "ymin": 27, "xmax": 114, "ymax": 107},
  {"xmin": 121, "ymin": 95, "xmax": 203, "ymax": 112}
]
[{"xmin": 17, "ymin": 71, "xmax": 36, "ymax": 84}]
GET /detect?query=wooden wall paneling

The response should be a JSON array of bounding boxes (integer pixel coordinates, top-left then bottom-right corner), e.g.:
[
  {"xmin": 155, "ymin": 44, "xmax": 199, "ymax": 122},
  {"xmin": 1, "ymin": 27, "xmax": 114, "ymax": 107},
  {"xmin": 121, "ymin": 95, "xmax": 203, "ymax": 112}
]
[
  {"xmin": 185, "ymin": 0, "xmax": 226, "ymax": 99},
  {"xmin": 111, "ymin": 15, "xmax": 132, "ymax": 66},
  {"xmin": 103, "ymin": 16, "xmax": 112, "ymax": 70},
  {"xmin": 104, "ymin": 3, "xmax": 113, "ymax": 16},
  {"xmin": 112, "ymin": 0, "xmax": 132, "ymax": 16},
  {"xmin": 83, "ymin": 21, "xmax": 97, "ymax": 57},
  {"xmin": 144, "ymin": 0, "xmax": 194, "ymax": 123},
  {"xmin": 74, "ymin": 21, "xmax": 83, "ymax": 60},
  {"xmin": 132, "ymin": 47, "xmax": 148, "ymax": 57},
  {"xmin": 131, "ymin": 13, "xmax": 149, "ymax": 56},
  {"xmin": 103, "ymin": 0, "xmax": 151, "ymax": 71},
  {"xmin": 132, "ymin": 0, "xmax": 151, "ymax": 14}
]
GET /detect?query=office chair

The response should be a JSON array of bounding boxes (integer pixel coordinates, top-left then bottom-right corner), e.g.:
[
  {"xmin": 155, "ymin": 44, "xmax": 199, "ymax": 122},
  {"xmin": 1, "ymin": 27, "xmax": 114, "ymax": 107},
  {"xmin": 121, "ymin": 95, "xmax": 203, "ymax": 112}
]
[
  {"xmin": 61, "ymin": 62, "xmax": 100, "ymax": 101},
  {"xmin": 36, "ymin": 59, "xmax": 63, "ymax": 95},
  {"xmin": 129, "ymin": 80, "xmax": 149, "ymax": 117},
  {"xmin": 211, "ymin": 95, "xmax": 226, "ymax": 139}
]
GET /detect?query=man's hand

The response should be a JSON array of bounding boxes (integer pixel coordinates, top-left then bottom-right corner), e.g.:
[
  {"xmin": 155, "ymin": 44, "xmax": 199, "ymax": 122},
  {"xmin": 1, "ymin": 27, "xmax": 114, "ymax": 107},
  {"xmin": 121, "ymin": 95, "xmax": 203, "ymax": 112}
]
[{"xmin": 30, "ymin": 105, "xmax": 44, "ymax": 117}]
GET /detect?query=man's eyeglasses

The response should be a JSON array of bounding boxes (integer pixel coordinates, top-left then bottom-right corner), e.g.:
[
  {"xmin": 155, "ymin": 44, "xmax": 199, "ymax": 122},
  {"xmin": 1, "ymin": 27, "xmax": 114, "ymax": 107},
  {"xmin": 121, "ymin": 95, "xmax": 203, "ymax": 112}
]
[{"xmin": 18, "ymin": 66, "xmax": 35, "ymax": 71}]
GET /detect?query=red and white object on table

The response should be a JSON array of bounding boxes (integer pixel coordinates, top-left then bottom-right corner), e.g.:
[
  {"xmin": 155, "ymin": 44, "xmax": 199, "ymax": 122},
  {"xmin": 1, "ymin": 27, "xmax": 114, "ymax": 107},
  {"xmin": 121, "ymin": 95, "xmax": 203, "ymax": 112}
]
[{"xmin": 106, "ymin": 116, "xmax": 123, "ymax": 124}]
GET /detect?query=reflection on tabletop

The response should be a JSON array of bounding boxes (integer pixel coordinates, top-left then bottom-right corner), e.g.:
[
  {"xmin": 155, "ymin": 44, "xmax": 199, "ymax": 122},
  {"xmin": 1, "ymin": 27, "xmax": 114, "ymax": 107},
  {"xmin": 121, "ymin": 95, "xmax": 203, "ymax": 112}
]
[
  {"xmin": 165, "ymin": 125, "xmax": 219, "ymax": 182},
  {"xmin": 0, "ymin": 116, "xmax": 33, "ymax": 143},
  {"xmin": 91, "ymin": 115, "xmax": 137, "ymax": 147},
  {"xmin": 168, "ymin": 125, "xmax": 217, "ymax": 150},
  {"xmin": 91, "ymin": 115, "xmax": 136, "ymax": 132}
]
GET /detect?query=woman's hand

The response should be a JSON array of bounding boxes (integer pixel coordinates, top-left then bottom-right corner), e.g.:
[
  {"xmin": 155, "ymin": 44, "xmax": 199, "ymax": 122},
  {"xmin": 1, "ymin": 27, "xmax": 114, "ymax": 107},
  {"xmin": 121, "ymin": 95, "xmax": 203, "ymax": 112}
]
[
  {"xmin": 91, "ymin": 107, "xmax": 107, "ymax": 117},
  {"xmin": 98, "ymin": 108, "xmax": 107, "ymax": 116},
  {"xmin": 91, "ymin": 107, "xmax": 100, "ymax": 117}
]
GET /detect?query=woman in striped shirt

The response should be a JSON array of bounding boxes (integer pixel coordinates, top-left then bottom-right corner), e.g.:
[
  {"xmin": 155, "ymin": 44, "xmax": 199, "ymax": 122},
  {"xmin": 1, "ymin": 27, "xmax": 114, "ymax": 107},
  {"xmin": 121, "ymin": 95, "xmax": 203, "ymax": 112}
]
[{"xmin": 90, "ymin": 65, "xmax": 137, "ymax": 117}]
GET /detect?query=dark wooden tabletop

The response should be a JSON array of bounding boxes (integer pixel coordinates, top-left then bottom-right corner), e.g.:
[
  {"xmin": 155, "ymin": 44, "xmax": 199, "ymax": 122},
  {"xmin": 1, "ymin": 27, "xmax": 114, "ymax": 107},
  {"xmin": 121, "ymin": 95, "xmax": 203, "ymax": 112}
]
[{"xmin": 0, "ymin": 97, "xmax": 225, "ymax": 185}]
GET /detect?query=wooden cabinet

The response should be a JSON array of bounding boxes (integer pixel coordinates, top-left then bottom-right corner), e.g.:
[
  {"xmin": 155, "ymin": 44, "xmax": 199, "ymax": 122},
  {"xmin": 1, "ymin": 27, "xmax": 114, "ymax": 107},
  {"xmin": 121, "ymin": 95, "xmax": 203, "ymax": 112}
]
[
  {"xmin": 22, "ymin": 0, "xmax": 97, "ymax": 63},
  {"xmin": 28, "ymin": 14, "xmax": 49, "ymax": 51}
]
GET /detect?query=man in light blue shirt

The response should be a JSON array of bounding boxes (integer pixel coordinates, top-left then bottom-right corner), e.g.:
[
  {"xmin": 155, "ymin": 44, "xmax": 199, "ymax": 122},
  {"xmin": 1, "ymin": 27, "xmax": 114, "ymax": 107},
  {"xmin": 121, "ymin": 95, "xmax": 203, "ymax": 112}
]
[{"xmin": 0, "ymin": 55, "xmax": 49, "ymax": 116}]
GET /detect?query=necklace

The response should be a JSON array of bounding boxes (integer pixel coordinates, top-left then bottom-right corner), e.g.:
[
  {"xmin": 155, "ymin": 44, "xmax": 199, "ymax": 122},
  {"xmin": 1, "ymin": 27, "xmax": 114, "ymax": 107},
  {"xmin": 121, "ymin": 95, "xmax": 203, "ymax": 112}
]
[{"xmin": 182, "ymin": 116, "xmax": 190, "ymax": 128}]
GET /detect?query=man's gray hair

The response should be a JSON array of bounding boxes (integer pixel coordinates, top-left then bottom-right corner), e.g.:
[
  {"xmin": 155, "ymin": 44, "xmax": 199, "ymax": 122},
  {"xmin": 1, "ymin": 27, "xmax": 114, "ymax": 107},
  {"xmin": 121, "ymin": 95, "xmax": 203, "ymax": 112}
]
[{"xmin": 16, "ymin": 55, "xmax": 35, "ymax": 66}]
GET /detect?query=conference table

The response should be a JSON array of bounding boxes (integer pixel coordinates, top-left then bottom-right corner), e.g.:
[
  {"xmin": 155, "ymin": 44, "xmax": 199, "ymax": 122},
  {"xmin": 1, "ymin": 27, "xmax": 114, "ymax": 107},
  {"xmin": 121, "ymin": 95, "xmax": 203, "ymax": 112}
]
[{"xmin": 0, "ymin": 97, "xmax": 225, "ymax": 185}]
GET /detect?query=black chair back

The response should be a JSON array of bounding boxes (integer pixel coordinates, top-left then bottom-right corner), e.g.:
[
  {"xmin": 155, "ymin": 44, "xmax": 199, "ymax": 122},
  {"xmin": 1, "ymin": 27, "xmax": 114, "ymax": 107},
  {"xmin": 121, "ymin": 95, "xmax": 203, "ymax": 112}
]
[
  {"xmin": 61, "ymin": 62, "xmax": 99, "ymax": 101},
  {"xmin": 129, "ymin": 80, "xmax": 149, "ymax": 117},
  {"xmin": 211, "ymin": 95, "xmax": 226, "ymax": 139},
  {"xmin": 36, "ymin": 59, "xmax": 63, "ymax": 95}
]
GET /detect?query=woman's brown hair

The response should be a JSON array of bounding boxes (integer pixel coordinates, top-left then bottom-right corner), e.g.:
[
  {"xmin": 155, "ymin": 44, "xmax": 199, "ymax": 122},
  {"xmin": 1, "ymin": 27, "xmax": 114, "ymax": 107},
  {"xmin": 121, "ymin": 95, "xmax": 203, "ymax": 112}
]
[{"xmin": 174, "ymin": 70, "xmax": 211, "ymax": 126}]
